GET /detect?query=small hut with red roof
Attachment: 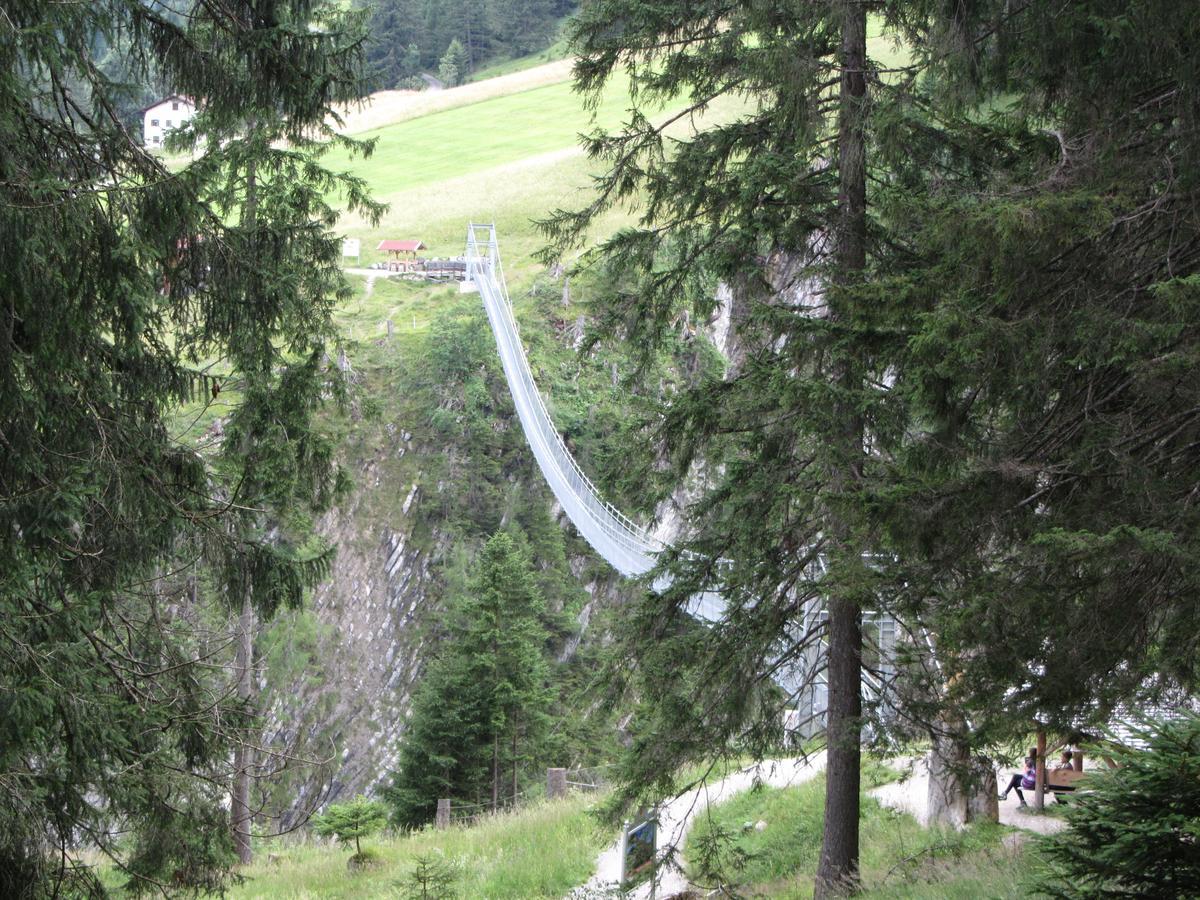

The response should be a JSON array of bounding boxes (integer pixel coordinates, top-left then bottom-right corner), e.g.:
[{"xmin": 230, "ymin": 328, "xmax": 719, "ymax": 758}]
[{"xmin": 377, "ymin": 239, "xmax": 427, "ymax": 271}]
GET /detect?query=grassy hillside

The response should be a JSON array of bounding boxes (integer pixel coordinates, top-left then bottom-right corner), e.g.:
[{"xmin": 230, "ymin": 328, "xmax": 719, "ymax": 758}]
[
  {"xmin": 331, "ymin": 17, "xmax": 908, "ymax": 278},
  {"xmin": 97, "ymin": 795, "xmax": 607, "ymax": 899},
  {"xmin": 328, "ymin": 76, "xmax": 627, "ymax": 194},
  {"xmin": 687, "ymin": 776, "xmax": 1033, "ymax": 899},
  {"xmin": 329, "ymin": 73, "xmax": 713, "ymax": 280},
  {"xmin": 338, "ymin": 149, "xmax": 624, "ymax": 285}
]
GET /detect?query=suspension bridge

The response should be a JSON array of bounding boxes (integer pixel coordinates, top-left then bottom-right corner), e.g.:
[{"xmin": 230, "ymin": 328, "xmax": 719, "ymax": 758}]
[{"xmin": 463, "ymin": 223, "xmax": 893, "ymax": 725}]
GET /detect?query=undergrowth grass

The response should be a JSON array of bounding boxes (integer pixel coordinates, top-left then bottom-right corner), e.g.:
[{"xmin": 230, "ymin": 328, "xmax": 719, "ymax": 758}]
[
  {"xmin": 687, "ymin": 775, "xmax": 1032, "ymax": 899},
  {"xmin": 229, "ymin": 793, "xmax": 607, "ymax": 899}
]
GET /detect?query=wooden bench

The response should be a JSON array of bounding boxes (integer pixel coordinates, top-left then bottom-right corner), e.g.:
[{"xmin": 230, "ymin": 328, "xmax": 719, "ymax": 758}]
[{"xmin": 1042, "ymin": 766, "xmax": 1086, "ymax": 801}]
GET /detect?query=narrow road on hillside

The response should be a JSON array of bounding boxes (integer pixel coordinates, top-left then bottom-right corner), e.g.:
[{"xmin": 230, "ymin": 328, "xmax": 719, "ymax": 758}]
[{"xmin": 571, "ymin": 754, "xmax": 827, "ymax": 899}]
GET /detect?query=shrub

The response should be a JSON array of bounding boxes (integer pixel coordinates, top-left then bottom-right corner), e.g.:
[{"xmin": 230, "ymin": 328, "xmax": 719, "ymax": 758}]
[
  {"xmin": 399, "ymin": 852, "xmax": 459, "ymax": 899},
  {"xmin": 1036, "ymin": 713, "xmax": 1200, "ymax": 899},
  {"xmin": 312, "ymin": 796, "xmax": 388, "ymax": 859}
]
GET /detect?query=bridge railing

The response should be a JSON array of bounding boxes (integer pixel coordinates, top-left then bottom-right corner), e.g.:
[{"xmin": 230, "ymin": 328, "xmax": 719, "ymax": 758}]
[
  {"xmin": 467, "ymin": 224, "xmax": 668, "ymax": 576},
  {"xmin": 464, "ymin": 223, "xmax": 895, "ymax": 711}
]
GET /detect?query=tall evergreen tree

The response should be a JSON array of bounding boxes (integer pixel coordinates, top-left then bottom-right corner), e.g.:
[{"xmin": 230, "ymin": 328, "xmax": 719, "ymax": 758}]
[
  {"xmin": 875, "ymin": 0, "xmax": 1200, "ymax": 746},
  {"xmin": 548, "ymin": 2, "xmax": 1199, "ymax": 890},
  {"xmin": 388, "ymin": 532, "xmax": 554, "ymax": 826},
  {"xmin": 438, "ymin": 38, "xmax": 470, "ymax": 87},
  {"xmin": 542, "ymin": 0, "xmax": 920, "ymax": 890},
  {"xmin": 0, "ymin": 1, "xmax": 381, "ymax": 894}
]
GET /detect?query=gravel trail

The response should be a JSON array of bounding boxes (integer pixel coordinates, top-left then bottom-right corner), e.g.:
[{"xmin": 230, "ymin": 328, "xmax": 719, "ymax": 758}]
[{"xmin": 571, "ymin": 754, "xmax": 827, "ymax": 899}]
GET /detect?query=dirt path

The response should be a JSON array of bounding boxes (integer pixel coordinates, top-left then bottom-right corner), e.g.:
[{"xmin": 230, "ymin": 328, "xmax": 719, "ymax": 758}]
[
  {"xmin": 869, "ymin": 756, "xmax": 1068, "ymax": 836},
  {"xmin": 571, "ymin": 752, "xmax": 1069, "ymax": 899},
  {"xmin": 570, "ymin": 754, "xmax": 827, "ymax": 899}
]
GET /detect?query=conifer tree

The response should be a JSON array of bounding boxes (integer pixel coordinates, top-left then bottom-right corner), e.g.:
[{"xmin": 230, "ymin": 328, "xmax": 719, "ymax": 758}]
[
  {"xmin": 438, "ymin": 38, "xmax": 470, "ymax": 86},
  {"xmin": 875, "ymin": 0, "xmax": 1200, "ymax": 749},
  {"xmin": 543, "ymin": 1, "xmax": 908, "ymax": 891},
  {"xmin": 388, "ymin": 532, "xmax": 554, "ymax": 826},
  {"xmin": 547, "ymin": 4, "xmax": 1199, "ymax": 891},
  {"xmin": 312, "ymin": 796, "xmax": 388, "ymax": 858},
  {"xmin": 0, "ymin": 1, "xmax": 381, "ymax": 893},
  {"xmin": 1035, "ymin": 715, "xmax": 1200, "ymax": 899}
]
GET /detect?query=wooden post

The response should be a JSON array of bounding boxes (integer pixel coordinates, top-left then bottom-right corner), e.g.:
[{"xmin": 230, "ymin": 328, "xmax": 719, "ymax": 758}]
[
  {"xmin": 436, "ymin": 798, "xmax": 450, "ymax": 830},
  {"xmin": 617, "ymin": 820, "xmax": 630, "ymax": 886},
  {"xmin": 1073, "ymin": 749, "xmax": 1084, "ymax": 772},
  {"xmin": 1034, "ymin": 729, "xmax": 1047, "ymax": 811},
  {"xmin": 547, "ymin": 768, "xmax": 567, "ymax": 800},
  {"xmin": 386, "ymin": 319, "xmax": 393, "ymax": 340}
]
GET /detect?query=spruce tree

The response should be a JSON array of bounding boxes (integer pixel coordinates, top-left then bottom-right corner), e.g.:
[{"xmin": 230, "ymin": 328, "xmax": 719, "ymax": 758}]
[
  {"xmin": 1035, "ymin": 715, "xmax": 1200, "ymax": 899},
  {"xmin": 312, "ymin": 796, "xmax": 388, "ymax": 859},
  {"xmin": 0, "ymin": 1, "xmax": 381, "ymax": 893},
  {"xmin": 439, "ymin": 38, "xmax": 470, "ymax": 87},
  {"xmin": 388, "ymin": 532, "xmax": 554, "ymax": 826},
  {"xmin": 542, "ymin": 1, "xmax": 916, "ymax": 891},
  {"xmin": 544, "ymin": 6, "xmax": 1200, "ymax": 886},
  {"xmin": 874, "ymin": 0, "xmax": 1200, "ymax": 749}
]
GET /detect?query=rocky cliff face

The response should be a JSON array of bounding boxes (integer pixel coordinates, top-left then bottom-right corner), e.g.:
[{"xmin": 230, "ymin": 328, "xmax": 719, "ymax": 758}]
[
  {"xmin": 256, "ymin": 273, "xmax": 716, "ymax": 827},
  {"xmin": 258, "ymin": 440, "xmax": 442, "ymax": 826},
  {"xmin": 258, "ymin": 422, "xmax": 628, "ymax": 827}
]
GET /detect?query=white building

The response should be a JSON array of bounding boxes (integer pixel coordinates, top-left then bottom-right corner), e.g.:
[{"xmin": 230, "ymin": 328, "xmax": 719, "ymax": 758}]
[{"xmin": 142, "ymin": 95, "xmax": 195, "ymax": 149}]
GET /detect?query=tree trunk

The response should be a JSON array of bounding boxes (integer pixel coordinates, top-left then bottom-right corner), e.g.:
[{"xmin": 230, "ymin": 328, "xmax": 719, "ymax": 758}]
[
  {"xmin": 231, "ymin": 591, "xmax": 254, "ymax": 865},
  {"xmin": 492, "ymin": 733, "xmax": 500, "ymax": 810},
  {"xmin": 230, "ymin": 139, "xmax": 259, "ymax": 869},
  {"xmin": 815, "ymin": 595, "xmax": 863, "ymax": 898},
  {"xmin": 927, "ymin": 724, "xmax": 999, "ymax": 827},
  {"xmin": 814, "ymin": 2, "xmax": 868, "ymax": 897},
  {"xmin": 511, "ymin": 724, "xmax": 519, "ymax": 806}
]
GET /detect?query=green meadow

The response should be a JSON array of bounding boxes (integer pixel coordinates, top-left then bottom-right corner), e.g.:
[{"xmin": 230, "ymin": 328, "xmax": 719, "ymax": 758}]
[
  {"xmin": 329, "ymin": 18, "xmax": 909, "ymax": 275},
  {"xmin": 231, "ymin": 797, "xmax": 606, "ymax": 899},
  {"xmin": 324, "ymin": 70, "xmax": 648, "ymax": 204},
  {"xmin": 97, "ymin": 795, "xmax": 607, "ymax": 899}
]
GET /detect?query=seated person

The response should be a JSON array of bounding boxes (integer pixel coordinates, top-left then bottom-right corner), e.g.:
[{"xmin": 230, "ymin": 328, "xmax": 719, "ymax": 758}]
[
  {"xmin": 1048, "ymin": 750, "xmax": 1080, "ymax": 794},
  {"xmin": 999, "ymin": 748, "xmax": 1038, "ymax": 806}
]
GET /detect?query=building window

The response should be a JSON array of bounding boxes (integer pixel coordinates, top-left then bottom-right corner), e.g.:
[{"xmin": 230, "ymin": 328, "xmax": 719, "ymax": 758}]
[
  {"xmin": 165, "ymin": 120, "xmax": 172, "ymax": 127},
  {"xmin": 151, "ymin": 118, "xmax": 159, "ymax": 126},
  {"xmin": 153, "ymin": 136, "xmax": 160, "ymax": 144},
  {"xmin": 172, "ymin": 101, "xmax": 179, "ymax": 111}
]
